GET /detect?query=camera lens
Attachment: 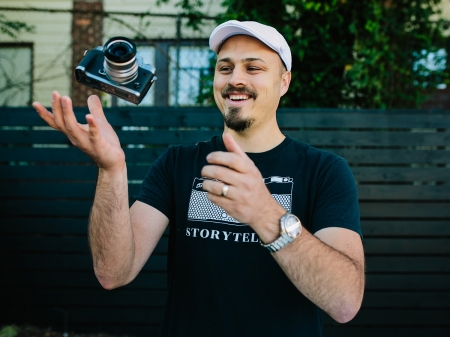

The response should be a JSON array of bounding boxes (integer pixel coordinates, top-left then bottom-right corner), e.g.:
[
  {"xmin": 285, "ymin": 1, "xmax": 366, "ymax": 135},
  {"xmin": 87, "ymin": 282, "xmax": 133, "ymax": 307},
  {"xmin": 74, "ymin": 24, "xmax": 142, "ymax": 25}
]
[{"xmin": 103, "ymin": 37, "xmax": 139, "ymax": 84}]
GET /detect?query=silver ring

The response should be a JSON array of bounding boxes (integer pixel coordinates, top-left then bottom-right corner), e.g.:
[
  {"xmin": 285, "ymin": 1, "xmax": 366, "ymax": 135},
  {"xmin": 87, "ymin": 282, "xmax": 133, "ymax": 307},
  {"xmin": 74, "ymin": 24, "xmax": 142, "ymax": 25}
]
[{"xmin": 221, "ymin": 184, "xmax": 229, "ymax": 197}]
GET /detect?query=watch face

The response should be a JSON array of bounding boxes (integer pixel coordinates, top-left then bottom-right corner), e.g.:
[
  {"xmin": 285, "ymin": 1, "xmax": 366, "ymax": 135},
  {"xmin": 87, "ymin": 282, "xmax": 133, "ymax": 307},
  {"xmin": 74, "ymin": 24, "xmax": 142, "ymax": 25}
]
[{"xmin": 284, "ymin": 214, "xmax": 302, "ymax": 238}]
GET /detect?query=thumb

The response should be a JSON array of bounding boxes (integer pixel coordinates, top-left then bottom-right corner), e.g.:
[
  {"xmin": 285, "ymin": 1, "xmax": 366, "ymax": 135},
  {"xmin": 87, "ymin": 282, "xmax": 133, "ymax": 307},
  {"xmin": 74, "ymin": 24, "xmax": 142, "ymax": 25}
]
[
  {"xmin": 87, "ymin": 95, "xmax": 106, "ymax": 120},
  {"xmin": 223, "ymin": 132, "xmax": 246, "ymax": 157}
]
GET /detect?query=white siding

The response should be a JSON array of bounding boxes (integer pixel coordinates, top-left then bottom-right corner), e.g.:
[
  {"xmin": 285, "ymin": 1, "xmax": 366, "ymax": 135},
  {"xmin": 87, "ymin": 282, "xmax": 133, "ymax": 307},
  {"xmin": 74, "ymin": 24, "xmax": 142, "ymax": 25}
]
[{"xmin": 0, "ymin": 1, "xmax": 73, "ymax": 105}]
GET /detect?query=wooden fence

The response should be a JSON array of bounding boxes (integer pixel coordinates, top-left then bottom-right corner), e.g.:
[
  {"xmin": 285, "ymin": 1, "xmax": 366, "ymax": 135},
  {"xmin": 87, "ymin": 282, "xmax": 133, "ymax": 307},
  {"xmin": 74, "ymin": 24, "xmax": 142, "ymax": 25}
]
[{"xmin": 1, "ymin": 107, "xmax": 449, "ymax": 337}]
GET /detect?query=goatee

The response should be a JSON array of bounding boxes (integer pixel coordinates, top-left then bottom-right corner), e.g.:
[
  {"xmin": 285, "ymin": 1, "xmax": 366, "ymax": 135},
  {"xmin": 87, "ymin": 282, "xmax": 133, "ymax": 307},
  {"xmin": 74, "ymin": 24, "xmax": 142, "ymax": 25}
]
[{"xmin": 223, "ymin": 107, "xmax": 255, "ymax": 132}]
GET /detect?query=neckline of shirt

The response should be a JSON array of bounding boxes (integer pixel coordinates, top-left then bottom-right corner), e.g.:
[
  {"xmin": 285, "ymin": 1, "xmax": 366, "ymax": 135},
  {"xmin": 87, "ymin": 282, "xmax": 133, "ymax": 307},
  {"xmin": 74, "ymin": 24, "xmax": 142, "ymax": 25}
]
[{"xmin": 214, "ymin": 135, "xmax": 292, "ymax": 163}]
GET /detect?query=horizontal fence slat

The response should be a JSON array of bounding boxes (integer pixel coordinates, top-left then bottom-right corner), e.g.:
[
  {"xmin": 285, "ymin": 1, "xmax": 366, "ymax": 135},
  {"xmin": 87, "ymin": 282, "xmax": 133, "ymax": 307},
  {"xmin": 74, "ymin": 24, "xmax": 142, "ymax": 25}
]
[
  {"xmin": 361, "ymin": 220, "xmax": 450, "ymax": 236},
  {"xmin": 351, "ymin": 167, "xmax": 450, "ymax": 182},
  {"xmin": 357, "ymin": 185, "xmax": 450, "ymax": 200},
  {"xmin": 0, "ymin": 200, "xmax": 93, "ymax": 216},
  {"xmin": 328, "ymin": 149, "xmax": 450, "ymax": 164},
  {"xmin": 2, "ymin": 166, "xmax": 448, "ymax": 185},
  {"xmin": 2, "ymin": 147, "xmax": 450, "ymax": 164},
  {"xmin": 366, "ymin": 274, "xmax": 450, "ymax": 290},
  {"xmin": 2, "ymin": 182, "xmax": 450, "ymax": 200},
  {"xmin": 17, "ymin": 289, "xmax": 168, "ymax": 307},
  {"xmin": 0, "ymin": 148, "xmax": 165, "ymax": 163},
  {"xmin": 325, "ymin": 309, "xmax": 450, "ymax": 326},
  {"xmin": 362, "ymin": 291, "xmax": 450, "ymax": 309},
  {"xmin": 0, "ymin": 236, "xmax": 168, "ymax": 254},
  {"xmin": 1, "ymin": 254, "xmax": 167, "ymax": 272},
  {"xmin": 2, "ymin": 165, "xmax": 449, "ymax": 182},
  {"xmin": 366, "ymin": 256, "xmax": 450, "ymax": 272},
  {"xmin": 359, "ymin": 202, "xmax": 450, "ymax": 218},
  {"xmin": 0, "ymin": 182, "xmax": 142, "ymax": 198},
  {"xmin": 1, "ymin": 270, "xmax": 167, "ymax": 289},
  {"xmin": 2, "ymin": 306, "xmax": 165, "ymax": 325},
  {"xmin": 362, "ymin": 238, "xmax": 450, "ymax": 255},
  {"xmin": 0, "ymin": 165, "xmax": 149, "ymax": 180},
  {"xmin": 322, "ymin": 327, "xmax": 450, "ymax": 337},
  {"xmin": 3, "ymin": 108, "xmax": 450, "ymax": 128},
  {"xmin": 2, "ymin": 200, "xmax": 449, "ymax": 218},
  {"xmin": 8, "ymin": 217, "xmax": 450, "ymax": 238},
  {"xmin": 2, "ymin": 254, "xmax": 449, "ymax": 273},
  {"xmin": 3, "ymin": 129, "xmax": 450, "ymax": 146},
  {"xmin": 1, "ymin": 236, "xmax": 448, "ymax": 255}
]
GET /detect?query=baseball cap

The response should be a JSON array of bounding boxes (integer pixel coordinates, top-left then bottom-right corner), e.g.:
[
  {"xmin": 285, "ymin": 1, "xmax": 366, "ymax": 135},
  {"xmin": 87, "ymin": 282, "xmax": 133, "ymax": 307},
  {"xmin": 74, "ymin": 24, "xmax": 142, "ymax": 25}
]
[{"xmin": 209, "ymin": 20, "xmax": 292, "ymax": 71}]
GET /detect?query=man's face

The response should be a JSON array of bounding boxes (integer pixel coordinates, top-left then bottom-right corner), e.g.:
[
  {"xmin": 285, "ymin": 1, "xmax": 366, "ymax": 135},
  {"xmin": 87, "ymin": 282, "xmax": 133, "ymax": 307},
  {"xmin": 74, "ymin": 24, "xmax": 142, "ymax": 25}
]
[{"xmin": 213, "ymin": 35, "xmax": 290, "ymax": 133}]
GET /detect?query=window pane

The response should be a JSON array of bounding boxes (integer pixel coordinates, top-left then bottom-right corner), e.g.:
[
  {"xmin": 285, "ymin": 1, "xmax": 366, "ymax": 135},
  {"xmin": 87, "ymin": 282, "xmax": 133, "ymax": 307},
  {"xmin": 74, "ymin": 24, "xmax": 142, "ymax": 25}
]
[
  {"xmin": 117, "ymin": 45, "xmax": 155, "ymax": 106},
  {"xmin": 0, "ymin": 46, "xmax": 32, "ymax": 106},
  {"xmin": 169, "ymin": 46, "xmax": 214, "ymax": 106}
]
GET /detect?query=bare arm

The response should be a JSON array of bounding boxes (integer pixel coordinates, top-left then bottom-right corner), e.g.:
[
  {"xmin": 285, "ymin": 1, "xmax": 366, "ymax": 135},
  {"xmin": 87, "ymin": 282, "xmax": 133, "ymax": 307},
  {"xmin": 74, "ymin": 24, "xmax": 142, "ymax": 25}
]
[
  {"xmin": 33, "ymin": 92, "xmax": 168, "ymax": 289},
  {"xmin": 201, "ymin": 133, "xmax": 365, "ymax": 323}
]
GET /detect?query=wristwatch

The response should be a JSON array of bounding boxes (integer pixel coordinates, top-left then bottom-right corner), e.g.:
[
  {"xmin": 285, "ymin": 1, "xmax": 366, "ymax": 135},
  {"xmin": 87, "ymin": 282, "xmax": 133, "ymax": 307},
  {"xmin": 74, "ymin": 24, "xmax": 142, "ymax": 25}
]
[{"xmin": 260, "ymin": 213, "xmax": 302, "ymax": 252}]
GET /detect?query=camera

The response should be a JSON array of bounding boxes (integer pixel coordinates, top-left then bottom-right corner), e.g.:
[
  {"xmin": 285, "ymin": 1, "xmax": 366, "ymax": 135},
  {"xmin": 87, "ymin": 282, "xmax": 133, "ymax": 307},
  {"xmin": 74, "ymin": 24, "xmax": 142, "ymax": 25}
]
[{"xmin": 75, "ymin": 37, "xmax": 157, "ymax": 105}]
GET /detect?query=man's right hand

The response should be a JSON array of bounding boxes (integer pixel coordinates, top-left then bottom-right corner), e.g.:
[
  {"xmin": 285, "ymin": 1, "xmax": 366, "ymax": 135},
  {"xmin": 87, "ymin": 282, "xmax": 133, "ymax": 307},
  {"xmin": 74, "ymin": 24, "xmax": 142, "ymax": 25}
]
[{"xmin": 32, "ymin": 91, "xmax": 125, "ymax": 172}]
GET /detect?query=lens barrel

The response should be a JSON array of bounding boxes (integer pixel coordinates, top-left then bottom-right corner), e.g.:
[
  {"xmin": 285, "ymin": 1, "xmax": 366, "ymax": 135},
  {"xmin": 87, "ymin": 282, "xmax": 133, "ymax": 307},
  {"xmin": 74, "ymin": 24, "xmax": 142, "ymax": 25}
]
[{"xmin": 103, "ymin": 37, "xmax": 139, "ymax": 84}]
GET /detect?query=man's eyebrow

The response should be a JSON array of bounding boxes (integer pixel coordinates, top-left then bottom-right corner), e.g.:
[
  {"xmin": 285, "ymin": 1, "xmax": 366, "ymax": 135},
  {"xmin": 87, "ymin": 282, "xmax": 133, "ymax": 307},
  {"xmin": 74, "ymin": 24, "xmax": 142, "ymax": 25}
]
[
  {"xmin": 217, "ymin": 57, "xmax": 232, "ymax": 63},
  {"xmin": 216, "ymin": 57, "xmax": 267, "ymax": 64},
  {"xmin": 243, "ymin": 57, "xmax": 267, "ymax": 64}
]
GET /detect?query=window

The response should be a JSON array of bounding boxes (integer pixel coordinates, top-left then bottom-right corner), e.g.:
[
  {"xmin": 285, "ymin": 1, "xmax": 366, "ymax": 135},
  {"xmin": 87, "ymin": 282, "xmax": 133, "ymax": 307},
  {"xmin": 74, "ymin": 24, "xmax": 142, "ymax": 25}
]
[
  {"xmin": 117, "ymin": 45, "xmax": 156, "ymax": 107},
  {"xmin": 168, "ymin": 45, "xmax": 215, "ymax": 106},
  {"xmin": 0, "ymin": 44, "xmax": 33, "ymax": 106},
  {"xmin": 413, "ymin": 48, "xmax": 447, "ymax": 89}
]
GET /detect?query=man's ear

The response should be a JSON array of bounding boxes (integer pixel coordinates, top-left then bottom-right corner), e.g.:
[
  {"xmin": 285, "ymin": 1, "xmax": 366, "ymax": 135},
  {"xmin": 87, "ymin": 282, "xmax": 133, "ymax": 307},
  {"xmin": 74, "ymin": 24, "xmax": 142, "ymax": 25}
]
[{"xmin": 280, "ymin": 71, "xmax": 291, "ymax": 97}]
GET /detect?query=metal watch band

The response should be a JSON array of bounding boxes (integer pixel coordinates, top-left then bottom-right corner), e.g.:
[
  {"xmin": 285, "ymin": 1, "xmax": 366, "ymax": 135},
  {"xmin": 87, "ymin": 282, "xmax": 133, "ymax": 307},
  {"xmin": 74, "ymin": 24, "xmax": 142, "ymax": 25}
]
[{"xmin": 260, "ymin": 233, "xmax": 295, "ymax": 252}]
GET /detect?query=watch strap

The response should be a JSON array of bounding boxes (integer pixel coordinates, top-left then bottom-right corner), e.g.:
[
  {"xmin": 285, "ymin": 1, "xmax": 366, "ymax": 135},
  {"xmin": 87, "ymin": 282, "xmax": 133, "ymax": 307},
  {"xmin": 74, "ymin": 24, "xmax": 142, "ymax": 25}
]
[{"xmin": 259, "ymin": 233, "xmax": 295, "ymax": 252}]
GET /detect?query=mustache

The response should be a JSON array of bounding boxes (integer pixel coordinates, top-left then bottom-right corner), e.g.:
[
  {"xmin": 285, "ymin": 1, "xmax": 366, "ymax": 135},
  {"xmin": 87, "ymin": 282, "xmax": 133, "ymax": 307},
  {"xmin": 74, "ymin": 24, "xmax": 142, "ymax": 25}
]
[{"xmin": 221, "ymin": 85, "xmax": 257, "ymax": 99}]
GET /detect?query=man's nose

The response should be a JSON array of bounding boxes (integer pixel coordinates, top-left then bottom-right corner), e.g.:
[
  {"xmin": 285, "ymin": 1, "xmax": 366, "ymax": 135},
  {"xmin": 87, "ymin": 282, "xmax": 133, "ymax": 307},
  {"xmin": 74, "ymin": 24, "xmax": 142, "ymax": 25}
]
[{"xmin": 228, "ymin": 67, "xmax": 248, "ymax": 87}]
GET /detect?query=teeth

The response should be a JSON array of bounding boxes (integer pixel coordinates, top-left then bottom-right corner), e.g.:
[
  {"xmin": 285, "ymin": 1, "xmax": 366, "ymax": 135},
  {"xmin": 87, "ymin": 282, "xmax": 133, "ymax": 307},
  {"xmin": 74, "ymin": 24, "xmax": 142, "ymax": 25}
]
[{"xmin": 229, "ymin": 95, "xmax": 249, "ymax": 101}]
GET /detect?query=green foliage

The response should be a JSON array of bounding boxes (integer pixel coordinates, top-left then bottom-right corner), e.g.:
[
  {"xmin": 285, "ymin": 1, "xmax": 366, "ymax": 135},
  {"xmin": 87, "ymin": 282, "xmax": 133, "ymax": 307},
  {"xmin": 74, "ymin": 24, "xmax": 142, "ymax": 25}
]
[
  {"xmin": 0, "ymin": 326, "xmax": 19, "ymax": 337},
  {"xmin": 156, "ymin": 0, "xmax": 207, "ymax": 30},
  {"xmin": 168, "ymin": 0, "xmax": 449, "ymax": 108},
  {"xmin": 345, "ymin": 0, "xmax": 449, "ymax": 108},
  {"xmin": 0, "ymin": 14, "xmax": 35, "ymax": 39}
]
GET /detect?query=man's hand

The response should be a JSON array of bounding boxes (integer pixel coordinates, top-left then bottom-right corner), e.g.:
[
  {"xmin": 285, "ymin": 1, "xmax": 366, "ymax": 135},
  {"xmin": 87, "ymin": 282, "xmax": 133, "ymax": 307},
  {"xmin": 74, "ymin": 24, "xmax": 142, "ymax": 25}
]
[
  {"xmin": 201, "ymin": 133, "xmax": 286, "ymax": 242},
  {"xmin": 32, "ymin": 91, "xmax": 125, "ymax": 172}
]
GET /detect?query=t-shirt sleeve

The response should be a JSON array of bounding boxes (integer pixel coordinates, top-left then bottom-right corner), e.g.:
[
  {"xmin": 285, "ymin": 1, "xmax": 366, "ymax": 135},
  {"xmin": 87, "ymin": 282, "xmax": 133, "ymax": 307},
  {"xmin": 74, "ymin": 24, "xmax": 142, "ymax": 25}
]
[
  {"xmin": 310, "ymin": 157, "xmax": 362, "ymax": 239},
  {"xmin": 134, "ymin": 147, "xmax": 174, "ymax": 219}
]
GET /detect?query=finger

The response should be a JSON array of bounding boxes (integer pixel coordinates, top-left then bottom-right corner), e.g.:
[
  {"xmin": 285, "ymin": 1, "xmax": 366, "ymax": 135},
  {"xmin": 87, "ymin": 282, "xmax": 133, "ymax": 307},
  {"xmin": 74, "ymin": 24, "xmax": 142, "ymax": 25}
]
[
  {"xmin": 85, "ymin": 113, "xmax": 100, "ymax": 140},
  {"xmin": 201, "ymin": 164, "xmax": 242, "ymax": 184},
  {"xmin": 32, "ymin": 101, "xmax": 58, "ymax": 129},
  {"xmin": 87, "ymin": 95, "xmax": 107, "ymax": 120},
  {"xmin": 206, "ymin": 150, "xmax": 252, "ymax": 174},
  {"xmin": 61, "ymin": 95, "xmax": 83, "ymax": 134},
  {"xmin": 51, "ymin": 91, "xmax": 65, "ymax": 130},
  {"xmin": 202, "ymin": 180, "xmax": 234, "ymax": 198},
  {"xmin": 223, "ymin": 132, "xmax": 247, "ymax": 158}
]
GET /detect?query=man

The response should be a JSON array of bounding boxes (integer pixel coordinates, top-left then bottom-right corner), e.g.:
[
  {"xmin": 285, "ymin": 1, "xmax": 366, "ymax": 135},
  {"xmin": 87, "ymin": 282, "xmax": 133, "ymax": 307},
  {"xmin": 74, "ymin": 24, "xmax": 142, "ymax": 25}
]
[{"xmin": 33, "ymin": 20, "xmax": 364, "ymax": 337}]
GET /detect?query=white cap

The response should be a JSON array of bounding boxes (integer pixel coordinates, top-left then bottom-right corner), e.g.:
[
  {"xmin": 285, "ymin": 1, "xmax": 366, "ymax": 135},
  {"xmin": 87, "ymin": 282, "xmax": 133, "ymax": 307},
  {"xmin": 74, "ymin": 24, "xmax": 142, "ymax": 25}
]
[{"xmin": 209, "ymin": 20, "xmax": 292, "ymax": 71}]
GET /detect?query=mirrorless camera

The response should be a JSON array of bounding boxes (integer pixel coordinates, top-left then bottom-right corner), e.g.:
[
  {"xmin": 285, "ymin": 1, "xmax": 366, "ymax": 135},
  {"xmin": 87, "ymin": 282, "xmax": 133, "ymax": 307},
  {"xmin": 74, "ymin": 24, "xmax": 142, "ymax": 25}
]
[{"xmin": 75, "ymin": 37, "xmax": 157, "ymax": 105}]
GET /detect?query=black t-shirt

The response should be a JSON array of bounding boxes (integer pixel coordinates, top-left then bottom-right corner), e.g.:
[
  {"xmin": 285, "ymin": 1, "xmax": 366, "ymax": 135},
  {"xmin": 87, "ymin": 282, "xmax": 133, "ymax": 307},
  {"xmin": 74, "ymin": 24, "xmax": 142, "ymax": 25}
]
[{"xmin": 136, "ymin": 135, "xmax": 361, "ymax": 337}]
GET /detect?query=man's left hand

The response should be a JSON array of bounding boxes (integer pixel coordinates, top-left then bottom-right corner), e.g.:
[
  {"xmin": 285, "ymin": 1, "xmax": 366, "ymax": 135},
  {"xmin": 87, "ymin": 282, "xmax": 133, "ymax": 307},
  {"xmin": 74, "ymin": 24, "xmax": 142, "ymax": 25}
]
[{"xmin": 201, "ymin": 133, "xmax": 285, "ymax": 242}]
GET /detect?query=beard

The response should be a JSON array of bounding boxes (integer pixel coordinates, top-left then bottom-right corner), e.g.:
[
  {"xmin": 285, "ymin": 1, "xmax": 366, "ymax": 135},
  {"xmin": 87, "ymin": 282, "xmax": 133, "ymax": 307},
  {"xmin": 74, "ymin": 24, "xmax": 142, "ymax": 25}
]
[
  {"xmin": 223, "ymin": 107, "xmax": 255, "ymax": 132},
  {"xmin": 221, "ymin": 85, "xmax": 257, "ymax": 133}
]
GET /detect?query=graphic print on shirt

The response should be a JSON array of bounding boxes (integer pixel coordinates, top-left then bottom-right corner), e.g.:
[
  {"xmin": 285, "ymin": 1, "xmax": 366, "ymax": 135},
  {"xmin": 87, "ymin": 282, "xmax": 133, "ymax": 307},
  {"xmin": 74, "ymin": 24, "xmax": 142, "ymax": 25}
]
[{"xmin": 187, "ymin": 176, "xmax": 293, "ymax": 226}]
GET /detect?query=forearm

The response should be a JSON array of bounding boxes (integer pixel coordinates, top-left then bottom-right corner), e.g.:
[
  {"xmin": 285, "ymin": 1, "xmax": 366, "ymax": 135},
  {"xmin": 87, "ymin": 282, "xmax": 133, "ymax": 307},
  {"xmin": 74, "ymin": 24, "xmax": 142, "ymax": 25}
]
[
  {"xmin": 88, "ymin": 164, "xmax": 135, "ymax": 289},
  {"xmin": 272, "ymin": 229, "xmax": 365, "ymax": 323}
]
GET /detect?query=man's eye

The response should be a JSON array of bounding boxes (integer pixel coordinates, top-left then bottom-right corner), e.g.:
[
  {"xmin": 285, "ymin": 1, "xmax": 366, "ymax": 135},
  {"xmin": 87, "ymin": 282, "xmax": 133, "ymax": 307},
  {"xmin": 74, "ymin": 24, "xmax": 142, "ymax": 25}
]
[
  {"xmin": 219, "ymin": 66, "xmax": 232, "ymax": 71},
  {"xmin": 248, "ymin": 67, "xmax": 260, "ymax": 71}
]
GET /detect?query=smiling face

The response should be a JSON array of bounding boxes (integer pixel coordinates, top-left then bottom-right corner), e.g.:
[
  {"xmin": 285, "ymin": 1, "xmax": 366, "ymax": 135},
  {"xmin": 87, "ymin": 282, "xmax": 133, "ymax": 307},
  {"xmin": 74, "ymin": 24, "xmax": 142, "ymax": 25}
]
[{"xmin": 213, "ymin": 35, "xmax": 291, "ymax": 134}]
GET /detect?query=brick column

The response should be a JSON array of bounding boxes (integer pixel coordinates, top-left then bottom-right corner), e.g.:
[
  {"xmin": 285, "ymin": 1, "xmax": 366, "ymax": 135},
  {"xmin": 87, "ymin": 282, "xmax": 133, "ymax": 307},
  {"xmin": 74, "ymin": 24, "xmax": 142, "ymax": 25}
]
[{"xmin": 71, "ymin": 0, "xmax": 103, "ymax": 106}]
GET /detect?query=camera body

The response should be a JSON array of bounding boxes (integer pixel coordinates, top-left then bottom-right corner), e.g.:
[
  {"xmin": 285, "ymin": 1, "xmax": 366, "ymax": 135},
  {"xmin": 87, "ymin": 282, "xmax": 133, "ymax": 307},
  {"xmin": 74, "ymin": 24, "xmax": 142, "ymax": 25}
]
[{"xmin": 75, "ymin": 37, "xmax": 156, "ymax": 105}]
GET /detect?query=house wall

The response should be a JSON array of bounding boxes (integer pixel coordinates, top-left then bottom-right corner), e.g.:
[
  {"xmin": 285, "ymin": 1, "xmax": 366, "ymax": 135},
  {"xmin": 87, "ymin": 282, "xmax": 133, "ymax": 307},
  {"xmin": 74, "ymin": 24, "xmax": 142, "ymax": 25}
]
[
  {"xmin": 0, "ymin": 0, "xmax": 223, "ymax": 107},
  {"xmin": 0, "ymin": 0, "xmax": 73, "ymax": 105}
]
